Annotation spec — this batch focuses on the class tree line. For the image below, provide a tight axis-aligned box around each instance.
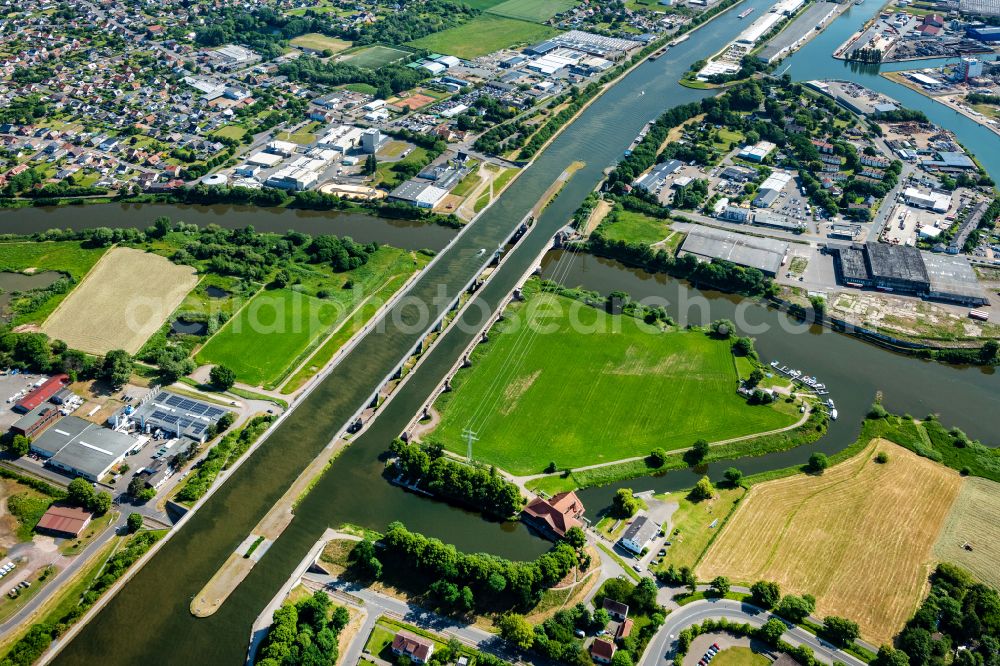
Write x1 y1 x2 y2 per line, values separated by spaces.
349 522 579 612
388 440 525 519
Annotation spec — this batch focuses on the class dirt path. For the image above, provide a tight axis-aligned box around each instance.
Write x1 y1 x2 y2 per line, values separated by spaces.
581 199 613 236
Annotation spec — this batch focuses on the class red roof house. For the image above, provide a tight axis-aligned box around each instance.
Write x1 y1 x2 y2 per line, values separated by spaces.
522 491 585 539
391 630 434 664
590 638 617 664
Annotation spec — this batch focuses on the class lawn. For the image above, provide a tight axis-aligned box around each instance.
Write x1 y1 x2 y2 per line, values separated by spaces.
698 440 963 645
486 0 579 22
408 15 560 59
934 476 1000 590
712 647 769 666
429 289 797 475
275 121 323 146
211 125 247 141
41 247 198 355
339 45 411 69
290 33 352 54
653 487 745 571
0 240 108 324
198 247 424 388
597 209 673 245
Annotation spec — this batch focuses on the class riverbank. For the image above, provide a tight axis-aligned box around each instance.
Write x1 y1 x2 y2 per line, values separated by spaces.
882 71 1000 137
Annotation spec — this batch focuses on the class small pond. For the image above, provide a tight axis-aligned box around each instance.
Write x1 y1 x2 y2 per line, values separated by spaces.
204 286 229 299
0 271 63 316
170 318 209 336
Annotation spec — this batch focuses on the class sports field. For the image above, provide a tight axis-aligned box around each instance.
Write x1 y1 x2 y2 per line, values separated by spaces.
486 0 579 22
430 291 796 474
408 15 560 59
338 45 410 69
290 33 352 54
42 247 197 355
934 476 1000 590
698 440 962 644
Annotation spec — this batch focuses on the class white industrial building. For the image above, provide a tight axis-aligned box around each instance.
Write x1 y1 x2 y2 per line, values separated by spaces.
266 166 320 191
266 140 299 157
904 187 951 213
246 151 283 168
738 140 777 163
736 12 784 45
388 181 449 208
318 125 366 153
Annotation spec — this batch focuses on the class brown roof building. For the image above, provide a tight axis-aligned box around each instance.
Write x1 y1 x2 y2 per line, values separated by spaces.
391 630 435 664
603 598 629 621
590 638 617 664
35 505 91 539
522 491 585 539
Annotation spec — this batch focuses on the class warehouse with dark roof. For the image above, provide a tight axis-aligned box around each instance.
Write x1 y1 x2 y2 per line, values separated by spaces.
831 243 988 306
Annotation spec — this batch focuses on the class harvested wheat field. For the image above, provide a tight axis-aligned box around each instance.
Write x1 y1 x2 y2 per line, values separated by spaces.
698 440 962 644
934 476 1000 590
42 247 197 355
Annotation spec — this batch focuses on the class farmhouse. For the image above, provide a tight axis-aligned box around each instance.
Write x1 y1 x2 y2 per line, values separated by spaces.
522 491 585 539
31 416 138 482
35 505 92 539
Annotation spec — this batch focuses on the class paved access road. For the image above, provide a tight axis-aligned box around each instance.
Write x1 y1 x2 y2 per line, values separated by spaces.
302 572 524 665
640 598 868 666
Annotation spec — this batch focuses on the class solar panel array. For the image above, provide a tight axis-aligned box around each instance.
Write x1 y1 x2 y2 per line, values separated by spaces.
139 392 229 439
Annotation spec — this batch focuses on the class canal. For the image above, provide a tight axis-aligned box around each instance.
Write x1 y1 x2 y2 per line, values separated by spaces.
51 1 999 663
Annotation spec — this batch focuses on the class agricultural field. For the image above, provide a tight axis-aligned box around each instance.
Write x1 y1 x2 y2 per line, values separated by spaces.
0 240 108 324
290 33 352 54
934 476 1000 590
41 247 197 355
408 15 559 59
338 45 411 69
698 440 962 644
486 0 579 22
197 247 425 388
429 289 797 475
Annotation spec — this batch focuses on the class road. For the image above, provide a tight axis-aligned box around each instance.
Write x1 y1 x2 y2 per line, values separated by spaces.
640 598 868 666
301 572 523 665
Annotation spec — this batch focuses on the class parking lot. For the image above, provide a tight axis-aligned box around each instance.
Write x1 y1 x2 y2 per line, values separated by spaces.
0 371 48 431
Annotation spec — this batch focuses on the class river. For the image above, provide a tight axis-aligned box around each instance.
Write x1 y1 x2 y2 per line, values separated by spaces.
0 203 454 252
50 1 999 663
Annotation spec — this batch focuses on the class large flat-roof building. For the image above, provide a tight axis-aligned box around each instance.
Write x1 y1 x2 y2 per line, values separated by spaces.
31 416 137 482
633 159 682 193
832 243 988 305
680 228 789 276
388 181 449 209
